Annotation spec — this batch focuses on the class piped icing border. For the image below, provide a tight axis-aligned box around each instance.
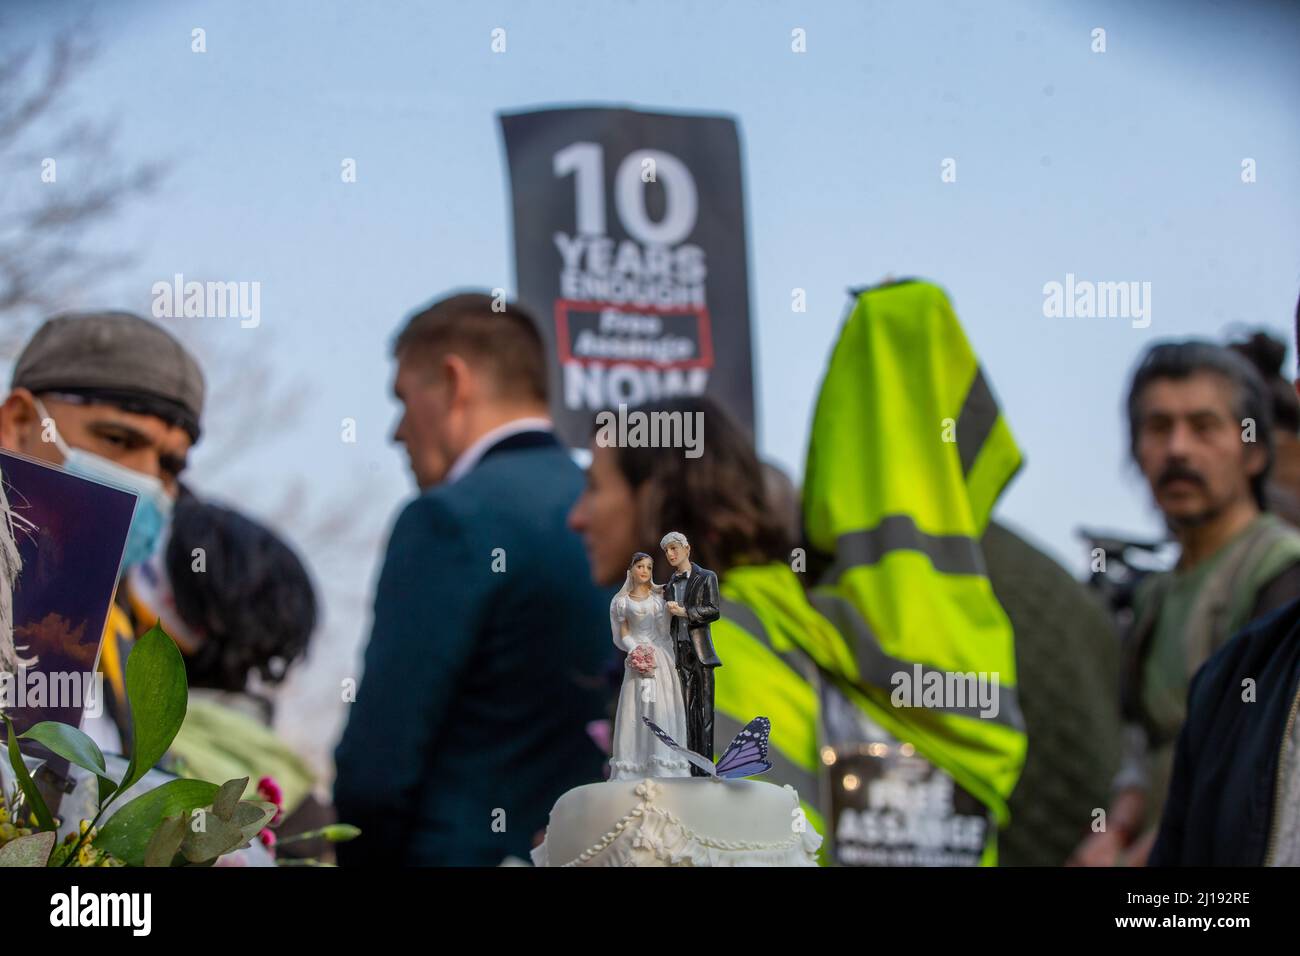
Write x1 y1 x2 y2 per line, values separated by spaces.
608 754 693 778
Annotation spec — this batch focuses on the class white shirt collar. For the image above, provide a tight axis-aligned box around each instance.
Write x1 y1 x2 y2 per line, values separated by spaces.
445 416 554 484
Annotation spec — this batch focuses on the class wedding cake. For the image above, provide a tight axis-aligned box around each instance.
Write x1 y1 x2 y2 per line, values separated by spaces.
530 542 823 867
530 775 822 867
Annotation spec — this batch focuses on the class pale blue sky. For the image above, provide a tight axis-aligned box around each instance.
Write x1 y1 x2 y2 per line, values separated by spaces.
6 0 1298 776
7 0 1299 573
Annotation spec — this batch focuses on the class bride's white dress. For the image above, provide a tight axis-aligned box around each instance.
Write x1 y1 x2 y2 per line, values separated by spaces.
609 590 691 780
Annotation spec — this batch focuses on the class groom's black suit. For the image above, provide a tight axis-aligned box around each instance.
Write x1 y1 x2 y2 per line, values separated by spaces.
668 562 722 775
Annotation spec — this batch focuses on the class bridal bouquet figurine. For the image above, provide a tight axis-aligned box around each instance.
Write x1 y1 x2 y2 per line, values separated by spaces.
626 644 656 677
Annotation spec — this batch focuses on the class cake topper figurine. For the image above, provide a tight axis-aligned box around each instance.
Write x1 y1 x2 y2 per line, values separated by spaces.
608 551 692 780
660 531 722 776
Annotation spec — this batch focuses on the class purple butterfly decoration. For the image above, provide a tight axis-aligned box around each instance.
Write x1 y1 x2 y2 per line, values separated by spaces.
641 716 773 779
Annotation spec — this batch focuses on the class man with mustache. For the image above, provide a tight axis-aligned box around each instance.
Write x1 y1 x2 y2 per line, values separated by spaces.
1152 300 1300 865
1071 340 1300 866
1 311 205 755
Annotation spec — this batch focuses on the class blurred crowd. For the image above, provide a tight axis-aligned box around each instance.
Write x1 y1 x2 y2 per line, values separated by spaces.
3 285 1300 867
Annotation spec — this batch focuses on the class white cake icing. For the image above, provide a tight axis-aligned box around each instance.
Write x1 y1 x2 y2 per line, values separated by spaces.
531 777 823 867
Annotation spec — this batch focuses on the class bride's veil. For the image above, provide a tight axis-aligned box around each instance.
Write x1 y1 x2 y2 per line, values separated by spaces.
610 568 634 649
610 552 663 649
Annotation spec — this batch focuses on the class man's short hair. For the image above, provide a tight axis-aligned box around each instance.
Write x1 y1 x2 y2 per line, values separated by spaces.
393 292 548 404
660 531 689 551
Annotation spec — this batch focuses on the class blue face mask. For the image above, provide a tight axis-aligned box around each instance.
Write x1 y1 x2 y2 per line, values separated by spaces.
35 399 174 570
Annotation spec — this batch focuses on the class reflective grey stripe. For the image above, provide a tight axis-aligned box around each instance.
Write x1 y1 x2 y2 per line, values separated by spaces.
820 514 985 586
809 591 1025 732
713 709 820 800
956 366 997 477
720 599 766 642
719 600 815 680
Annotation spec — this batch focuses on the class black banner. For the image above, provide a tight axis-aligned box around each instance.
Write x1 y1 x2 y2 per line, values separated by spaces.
500 106 755 447
828 746 992 866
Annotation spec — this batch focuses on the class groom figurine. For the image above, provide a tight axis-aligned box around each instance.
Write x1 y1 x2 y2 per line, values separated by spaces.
661 532 722 776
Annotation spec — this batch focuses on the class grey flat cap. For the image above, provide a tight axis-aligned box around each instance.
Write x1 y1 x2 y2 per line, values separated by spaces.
12 311 206 442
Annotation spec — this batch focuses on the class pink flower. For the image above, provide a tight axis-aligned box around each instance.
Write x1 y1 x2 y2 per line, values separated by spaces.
628 645 655 676
258 828 277 851
257 776 283 805
257 776 284 825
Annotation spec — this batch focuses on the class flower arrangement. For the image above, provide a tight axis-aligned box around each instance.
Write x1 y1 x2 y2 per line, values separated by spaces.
0 622 358 867
627 644 656 677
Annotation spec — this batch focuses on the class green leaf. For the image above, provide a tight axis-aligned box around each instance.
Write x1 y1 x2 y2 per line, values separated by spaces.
0 830 56 867
19 722 118 804
143 814 188 868
180 812 246 863
232 800 276 844
19 721 106 775
2 715 55 831
232 799 275 829
113 622 188 806
211 777 248 822
94 778 219 867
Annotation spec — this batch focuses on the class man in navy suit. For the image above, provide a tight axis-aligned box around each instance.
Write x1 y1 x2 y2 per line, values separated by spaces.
334 292 611 866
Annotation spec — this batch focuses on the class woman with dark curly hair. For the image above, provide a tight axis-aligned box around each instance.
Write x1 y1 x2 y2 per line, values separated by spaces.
159 487 316 700
123 487 329 859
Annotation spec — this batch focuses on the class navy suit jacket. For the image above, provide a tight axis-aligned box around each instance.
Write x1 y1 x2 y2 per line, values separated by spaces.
333 431 612 865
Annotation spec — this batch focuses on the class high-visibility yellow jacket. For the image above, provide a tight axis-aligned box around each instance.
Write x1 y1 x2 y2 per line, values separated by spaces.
714 280 1026 865
804 279 1026 829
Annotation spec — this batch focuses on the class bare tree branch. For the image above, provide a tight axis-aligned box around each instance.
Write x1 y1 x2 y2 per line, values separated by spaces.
0 20 389 780
0 23 167 352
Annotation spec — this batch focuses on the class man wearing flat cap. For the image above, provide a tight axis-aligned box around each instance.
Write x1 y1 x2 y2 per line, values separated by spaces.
0 310 206 752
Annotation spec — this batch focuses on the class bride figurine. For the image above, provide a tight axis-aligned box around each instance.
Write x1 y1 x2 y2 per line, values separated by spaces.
608 552 691 780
